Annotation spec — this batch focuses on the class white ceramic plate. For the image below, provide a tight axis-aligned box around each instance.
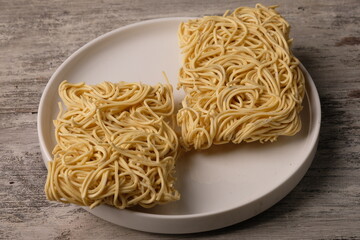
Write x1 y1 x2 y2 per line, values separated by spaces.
38 17 321 234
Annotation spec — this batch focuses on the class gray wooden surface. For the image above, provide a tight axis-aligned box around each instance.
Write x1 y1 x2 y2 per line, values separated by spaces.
1 0 359 239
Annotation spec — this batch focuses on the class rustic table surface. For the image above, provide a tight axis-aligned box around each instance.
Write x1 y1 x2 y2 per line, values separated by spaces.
1 0 359 239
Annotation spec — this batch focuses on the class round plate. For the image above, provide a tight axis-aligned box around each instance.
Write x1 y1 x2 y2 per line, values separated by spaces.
37 17 321 234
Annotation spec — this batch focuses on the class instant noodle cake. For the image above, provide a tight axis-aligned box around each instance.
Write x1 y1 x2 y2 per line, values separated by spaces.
177 4 305 150
45 80 180 209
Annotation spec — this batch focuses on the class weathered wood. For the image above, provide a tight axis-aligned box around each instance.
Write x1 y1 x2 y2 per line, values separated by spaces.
1 0 359 239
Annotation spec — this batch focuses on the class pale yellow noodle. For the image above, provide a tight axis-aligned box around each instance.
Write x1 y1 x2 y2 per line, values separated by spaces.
177 4 305 150
45 80 180 209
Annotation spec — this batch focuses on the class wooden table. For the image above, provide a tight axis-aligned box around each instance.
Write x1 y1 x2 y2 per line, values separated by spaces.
1 0 359 239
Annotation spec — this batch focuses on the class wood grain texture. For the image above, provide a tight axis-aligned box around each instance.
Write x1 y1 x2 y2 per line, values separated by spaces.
1 0 359 239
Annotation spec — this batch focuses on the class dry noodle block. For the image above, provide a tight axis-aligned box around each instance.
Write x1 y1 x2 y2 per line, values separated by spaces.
45 80 180 209
177 4 305 150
